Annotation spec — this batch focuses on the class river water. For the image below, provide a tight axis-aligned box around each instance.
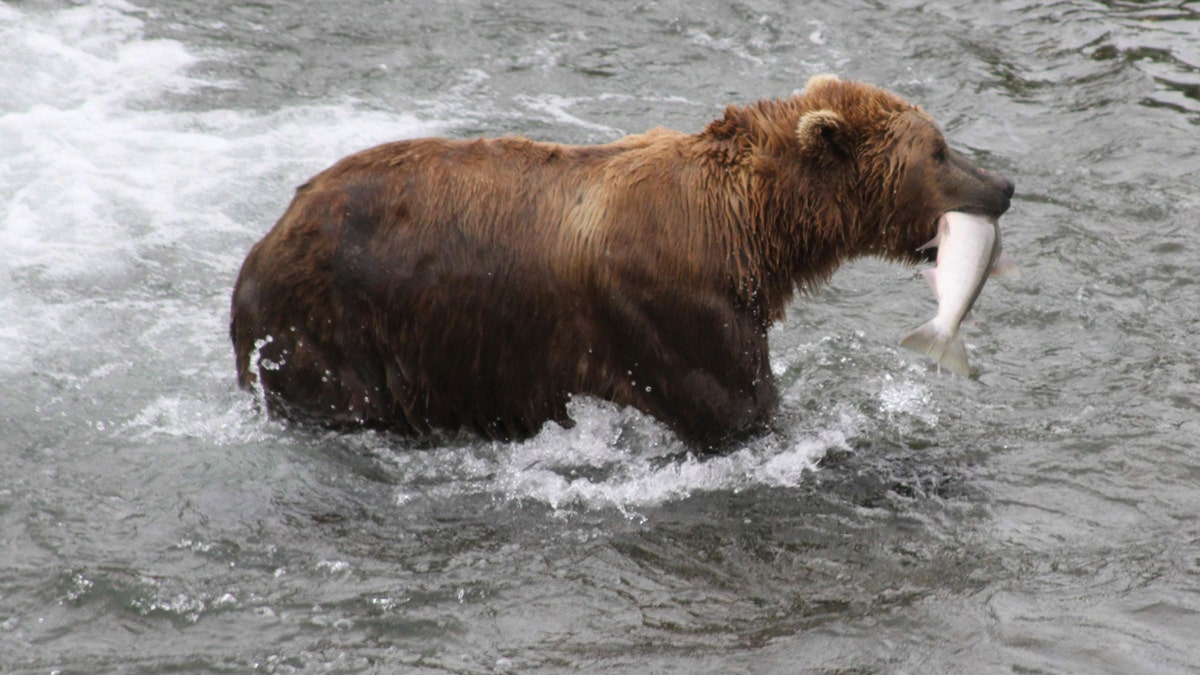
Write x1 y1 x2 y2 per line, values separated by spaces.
2 0 1199 672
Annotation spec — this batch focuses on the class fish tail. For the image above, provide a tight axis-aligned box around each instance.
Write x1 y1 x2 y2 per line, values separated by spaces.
899 321 971 377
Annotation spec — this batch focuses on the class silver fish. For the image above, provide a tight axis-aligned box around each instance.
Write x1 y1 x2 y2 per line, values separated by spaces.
900 211 1018 376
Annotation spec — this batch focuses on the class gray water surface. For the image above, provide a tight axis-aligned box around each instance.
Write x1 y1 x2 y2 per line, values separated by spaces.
2 0 1199 672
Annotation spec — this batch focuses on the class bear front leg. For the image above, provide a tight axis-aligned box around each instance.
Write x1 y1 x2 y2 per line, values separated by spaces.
593 289 779 451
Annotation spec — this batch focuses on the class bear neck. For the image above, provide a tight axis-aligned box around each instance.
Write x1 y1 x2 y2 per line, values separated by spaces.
696 97 872 324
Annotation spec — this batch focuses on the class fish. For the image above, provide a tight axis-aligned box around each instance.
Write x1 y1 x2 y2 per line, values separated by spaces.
900 211 1019 376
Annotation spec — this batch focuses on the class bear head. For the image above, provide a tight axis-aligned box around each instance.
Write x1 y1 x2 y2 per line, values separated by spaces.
794 75 1014 264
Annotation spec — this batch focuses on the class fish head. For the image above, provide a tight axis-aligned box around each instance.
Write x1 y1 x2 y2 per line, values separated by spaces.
872 109 1014 264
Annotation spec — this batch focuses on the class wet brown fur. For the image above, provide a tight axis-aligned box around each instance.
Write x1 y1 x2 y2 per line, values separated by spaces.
230 76 1012 450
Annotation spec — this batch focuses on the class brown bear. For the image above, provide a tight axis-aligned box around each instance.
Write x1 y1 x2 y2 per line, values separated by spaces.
230 75 1013 450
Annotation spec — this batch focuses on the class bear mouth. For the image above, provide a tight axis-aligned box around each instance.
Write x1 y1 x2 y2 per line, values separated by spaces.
918 246 938 263
915 214 944 263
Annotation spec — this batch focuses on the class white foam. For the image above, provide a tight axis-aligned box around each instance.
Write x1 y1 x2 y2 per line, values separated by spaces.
0 2 444 377
0 1 197 114
0 4 207 286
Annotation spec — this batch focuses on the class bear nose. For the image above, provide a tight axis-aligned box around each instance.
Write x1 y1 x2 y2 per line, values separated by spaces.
1003 176 1015 199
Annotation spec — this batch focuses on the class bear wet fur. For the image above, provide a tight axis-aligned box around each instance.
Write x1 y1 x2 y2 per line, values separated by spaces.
231 75 1013 450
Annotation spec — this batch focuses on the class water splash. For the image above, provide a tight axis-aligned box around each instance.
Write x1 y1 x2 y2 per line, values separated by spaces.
124 394 278 447
375 399 851 516
878 373 940 428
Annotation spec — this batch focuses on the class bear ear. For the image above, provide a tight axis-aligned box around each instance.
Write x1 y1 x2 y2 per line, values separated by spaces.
803 73 840 94
796 109 848 156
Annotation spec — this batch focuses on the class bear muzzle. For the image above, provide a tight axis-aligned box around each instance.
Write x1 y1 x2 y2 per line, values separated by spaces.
945 148 1014 220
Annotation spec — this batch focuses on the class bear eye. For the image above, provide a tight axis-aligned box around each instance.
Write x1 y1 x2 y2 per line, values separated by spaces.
932 143 948 163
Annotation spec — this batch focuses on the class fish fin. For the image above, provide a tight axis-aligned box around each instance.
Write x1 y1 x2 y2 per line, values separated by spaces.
900 321 971 377
990 251 1021 279
917 214 949 251
921 268 939 299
